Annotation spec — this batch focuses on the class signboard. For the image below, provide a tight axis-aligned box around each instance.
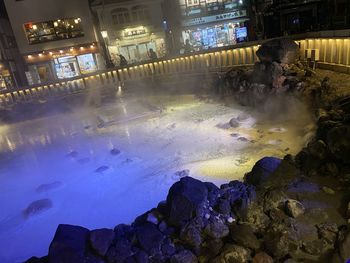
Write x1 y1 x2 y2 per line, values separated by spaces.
182 10 247 27
235 27 247 39
123 26 148 39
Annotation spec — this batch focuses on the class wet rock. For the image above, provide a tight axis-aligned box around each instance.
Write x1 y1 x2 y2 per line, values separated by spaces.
36 181 62 193
136 223 164 254
106 238 133 263
48 224 89 263
204 217 229 239
307 140 328 159
256 38 299 64
245 157 282 187
252 252 274 263
23 199 53 218
174 169 190 178
285 199 305 218
230 224 260 250
229 118 240 128
322 186 335 195
213 244 251 263
110 148 121 156
166 177 208 227
170 250 197 263
327 125 350 163
90 228 115 257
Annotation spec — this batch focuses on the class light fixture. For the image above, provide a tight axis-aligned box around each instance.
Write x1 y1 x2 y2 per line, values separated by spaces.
101 31 108 39
90 45 95 48
80 47 84 50
70 47 74 51
38 53 43 57
32 25 37 30
59 50 63 54
54 22 58 27
74 19 79 24
49 52 53 55
28 55 33 59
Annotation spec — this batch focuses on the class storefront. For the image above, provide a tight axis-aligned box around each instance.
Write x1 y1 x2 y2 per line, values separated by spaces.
0 69 14 92
107 26 166 65
24 44 102 85
181 9 249 51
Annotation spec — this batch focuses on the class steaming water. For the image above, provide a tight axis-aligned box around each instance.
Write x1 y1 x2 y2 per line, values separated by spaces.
0 87 313 262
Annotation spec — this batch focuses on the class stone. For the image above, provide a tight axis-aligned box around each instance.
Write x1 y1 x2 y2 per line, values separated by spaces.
134 209 163 226
170 250 197 263
216 199 231 215
23 199 53 218
338 228 350 262
24 256 48 263
179 222 202 251
175 169 190 178
230 224 260 250
204 217 229 239
106 238 133 263
134 250 149 263
327 125 350 163
166 177 208 226
215 244 251 263
322 186 335 195
136 223 164 253
252 252 274 263
245 157 282 187
48 224 89 263
229 118 240 128
285 199 305 218
256 38 299 64
307 140 328 159
264 232 299 259
114 224 134 240
90 228 115 257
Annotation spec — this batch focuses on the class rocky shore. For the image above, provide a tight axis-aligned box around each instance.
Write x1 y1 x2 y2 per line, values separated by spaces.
25 39 350 263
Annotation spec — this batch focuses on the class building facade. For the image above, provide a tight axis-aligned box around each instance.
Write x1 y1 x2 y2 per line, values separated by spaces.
90 0 167 65
4 0 104 86
165 0 251 54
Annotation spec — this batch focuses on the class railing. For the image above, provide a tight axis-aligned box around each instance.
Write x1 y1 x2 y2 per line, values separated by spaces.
1 30 350 108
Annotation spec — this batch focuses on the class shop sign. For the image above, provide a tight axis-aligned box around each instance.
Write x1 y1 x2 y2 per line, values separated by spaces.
182 10 247 27
123 27 148 39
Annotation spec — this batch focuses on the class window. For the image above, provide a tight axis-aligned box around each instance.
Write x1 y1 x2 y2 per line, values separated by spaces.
24 18 84 45
111 8 130 25
131 5 150 22
186 0 200 7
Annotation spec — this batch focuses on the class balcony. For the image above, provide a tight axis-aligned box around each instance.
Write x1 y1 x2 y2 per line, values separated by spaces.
181 1 246 18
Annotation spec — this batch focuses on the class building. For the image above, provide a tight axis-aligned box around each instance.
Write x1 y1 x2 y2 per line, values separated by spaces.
0 1 27 91
90 0 167 65
165 0 251 54
4 0 104 86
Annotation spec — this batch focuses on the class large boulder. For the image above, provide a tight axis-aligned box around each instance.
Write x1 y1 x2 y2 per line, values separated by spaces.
245 157 282 187
166 177 208 226
213 244 251 263
230 224 260 250
89 228 115 257
256 38 299 64
327 125 350 163
48 224 90 263
136 223 164 254
170 250 198 263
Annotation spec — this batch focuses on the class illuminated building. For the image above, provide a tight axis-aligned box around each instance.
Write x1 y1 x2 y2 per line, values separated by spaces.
90 0 167 65
4 0 104 85
165 0 251 53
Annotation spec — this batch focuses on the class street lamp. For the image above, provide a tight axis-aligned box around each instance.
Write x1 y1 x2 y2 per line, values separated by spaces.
101 30 108 39
100 30 113 68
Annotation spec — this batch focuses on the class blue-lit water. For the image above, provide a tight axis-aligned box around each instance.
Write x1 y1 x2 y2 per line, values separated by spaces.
0 91 313 262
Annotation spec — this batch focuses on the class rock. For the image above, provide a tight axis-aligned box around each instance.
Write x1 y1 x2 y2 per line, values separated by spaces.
214 244 251 263
175 169 190 178
106 238 133 263
285 199 305 218
338 228 350 262
307 140 328 159
216 199 231 215
114 224 134 240
90 228 115 257
136 223 164 254
133 250 149 263
48 224 89 263
23 199 53 218
322 186 335 195
252 252 274 263
237 113 250 121
256 38 299 64
317 223 338 244
263 189 287 212
245 157 282 187
204 217 229 239
320 162 339 177
327 125 350 163
179 221 203 251
170 250 198 263
264 231 299 259
134 209 163 226
166 177 208 226
229 118 240 128
24 256 48 263
230 224 260 250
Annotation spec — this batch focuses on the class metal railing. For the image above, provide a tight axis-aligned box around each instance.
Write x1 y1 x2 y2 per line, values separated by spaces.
1 30 350 108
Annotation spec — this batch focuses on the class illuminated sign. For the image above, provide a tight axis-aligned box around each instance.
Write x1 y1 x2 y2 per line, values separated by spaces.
182 10 247 27
123 26 148 39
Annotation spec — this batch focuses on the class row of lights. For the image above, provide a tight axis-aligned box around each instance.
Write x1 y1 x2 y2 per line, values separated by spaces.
27 44 96 59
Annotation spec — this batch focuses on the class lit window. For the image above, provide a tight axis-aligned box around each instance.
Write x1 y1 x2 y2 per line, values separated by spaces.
131 5 150 22
186 0 200 7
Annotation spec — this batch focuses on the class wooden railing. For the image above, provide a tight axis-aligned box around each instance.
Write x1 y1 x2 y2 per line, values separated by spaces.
1 30 350 108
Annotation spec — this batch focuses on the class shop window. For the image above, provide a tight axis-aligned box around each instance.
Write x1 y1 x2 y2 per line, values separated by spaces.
186 0 200 7
206 0 220 12
24 18 84 45
224 0 239 10
131 5 150 22
111 8 131 25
